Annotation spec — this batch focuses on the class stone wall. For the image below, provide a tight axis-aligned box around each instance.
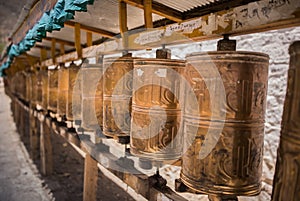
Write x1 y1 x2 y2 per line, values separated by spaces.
133 26 300 200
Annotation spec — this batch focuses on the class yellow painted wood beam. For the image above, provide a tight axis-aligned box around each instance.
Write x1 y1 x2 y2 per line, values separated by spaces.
74 23 82 59
86 32 93 47
143 0 153 28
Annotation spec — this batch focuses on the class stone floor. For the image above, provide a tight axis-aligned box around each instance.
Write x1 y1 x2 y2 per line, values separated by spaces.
0 82 53 201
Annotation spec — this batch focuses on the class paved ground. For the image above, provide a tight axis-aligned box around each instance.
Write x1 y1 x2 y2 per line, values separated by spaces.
0 82 53 201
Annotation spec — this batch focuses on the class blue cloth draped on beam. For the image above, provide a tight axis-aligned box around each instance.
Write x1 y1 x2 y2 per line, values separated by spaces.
0 0 94 76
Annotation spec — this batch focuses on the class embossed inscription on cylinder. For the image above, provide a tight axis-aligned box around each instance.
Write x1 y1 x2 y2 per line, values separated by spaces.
47 68 58 113
57 65 69 116
181 51 269 196
272 41 300 201
81 63 103 131
103 55 134 137
67 63 81 121
130 59 185 161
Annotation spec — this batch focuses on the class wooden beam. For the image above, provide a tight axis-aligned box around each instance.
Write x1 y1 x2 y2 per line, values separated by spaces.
86 32 93 47
74 23 82 59
123 0 183 22
143 0 153 28
83 154 99 201
44 37 75 47
65 21 116 39
50 38 56 64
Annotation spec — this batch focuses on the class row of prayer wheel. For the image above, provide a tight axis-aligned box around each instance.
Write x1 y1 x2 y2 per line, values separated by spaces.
9 43 270 198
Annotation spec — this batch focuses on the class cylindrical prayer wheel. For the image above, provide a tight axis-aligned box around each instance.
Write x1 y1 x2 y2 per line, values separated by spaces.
57 65 69 116
130 59 185 160
37 69 48 111
272 42 300 201
81 63 103 131
103 55 134 138
25 72 31 103
47 67 58 113
181 51 269 196
30 70 38 106
66 63 81 121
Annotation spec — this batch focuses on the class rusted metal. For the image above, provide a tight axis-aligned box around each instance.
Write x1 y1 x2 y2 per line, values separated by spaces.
57 64 69 116
181 51 269 197
130 58 185 160
272 41 300 201
81 63 103 131
103 54 134 139
66 63 81 121
47 67 59 113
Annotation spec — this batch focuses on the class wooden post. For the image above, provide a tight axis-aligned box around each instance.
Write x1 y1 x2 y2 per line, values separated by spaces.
60 43 65 55
86 32 93 47
75 23 82 59
51 38 56 64
40 48 47 62
143 0 153 28
40 116 53 175
119 0 128 49
83 153 99 201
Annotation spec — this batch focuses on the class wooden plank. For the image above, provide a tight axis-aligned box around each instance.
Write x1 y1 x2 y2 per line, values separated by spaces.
123 0 183 22
35 44 60 52
51 38 56 64
83 154 99 201
86 32 93 47
44 37 75 47
40 116 53 175
74 23 82 59
143 0 153 28
65 21 116 39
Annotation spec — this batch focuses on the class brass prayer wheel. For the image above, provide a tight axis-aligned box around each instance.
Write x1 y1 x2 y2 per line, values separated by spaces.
272 42 300 201
47 67 58 113
81 63 103 131
130 58 185 160
103 54 134 138
29 70 38 106
37 69 48 111
181 51 269 196
57 65 69 116
66 63 81 121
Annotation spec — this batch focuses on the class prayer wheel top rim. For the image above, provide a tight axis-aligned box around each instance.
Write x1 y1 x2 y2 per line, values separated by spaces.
186 51 269 63
134 58 185 67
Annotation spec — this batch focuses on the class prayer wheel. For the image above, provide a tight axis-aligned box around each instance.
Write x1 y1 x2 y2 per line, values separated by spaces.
81 62 103 131
103 54 134 139
36 69 48 111
66 63 81 121
47 67 58 113
272 41 300 201
130 58 185 160
57 65 69 116
30 70 38 106
180 51 269 197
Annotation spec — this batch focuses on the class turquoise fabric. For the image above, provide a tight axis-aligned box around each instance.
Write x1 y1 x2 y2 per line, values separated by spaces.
0 0 95 76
